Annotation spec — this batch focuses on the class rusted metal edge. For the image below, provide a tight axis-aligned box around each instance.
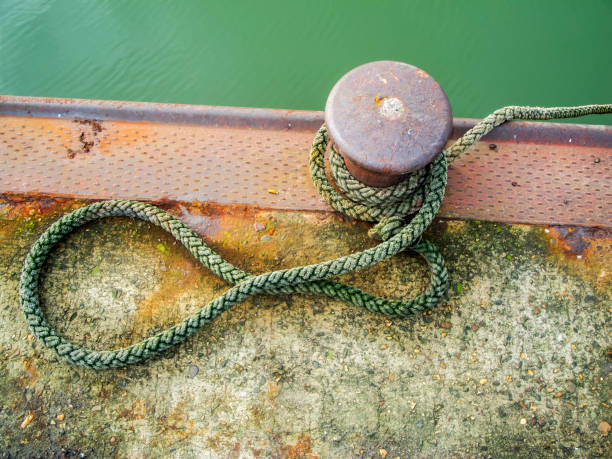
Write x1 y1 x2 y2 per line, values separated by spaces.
452 118 612 148
2 95 611 147
0 95 323 131
1 96 611 228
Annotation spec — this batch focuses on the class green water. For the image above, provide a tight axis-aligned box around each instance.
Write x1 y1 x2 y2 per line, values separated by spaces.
2 0 611 124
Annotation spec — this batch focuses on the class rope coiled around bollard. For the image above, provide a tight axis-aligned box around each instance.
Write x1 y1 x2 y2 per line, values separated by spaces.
19 104 612 369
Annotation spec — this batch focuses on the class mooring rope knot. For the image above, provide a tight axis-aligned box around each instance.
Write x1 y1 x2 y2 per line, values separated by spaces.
19 104 612 368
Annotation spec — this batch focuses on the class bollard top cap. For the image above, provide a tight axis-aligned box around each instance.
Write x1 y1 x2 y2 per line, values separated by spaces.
325 61 452 186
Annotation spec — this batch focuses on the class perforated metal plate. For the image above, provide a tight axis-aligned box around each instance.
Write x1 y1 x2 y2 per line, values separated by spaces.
1 96 610 227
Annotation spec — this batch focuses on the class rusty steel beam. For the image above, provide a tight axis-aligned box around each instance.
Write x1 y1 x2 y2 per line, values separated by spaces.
1 96 610 227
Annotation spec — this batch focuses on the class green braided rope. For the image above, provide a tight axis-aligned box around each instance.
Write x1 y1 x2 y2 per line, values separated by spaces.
446 104 612 163
19 104 611 369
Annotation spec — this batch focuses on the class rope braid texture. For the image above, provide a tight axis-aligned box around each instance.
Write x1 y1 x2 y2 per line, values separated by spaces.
19 104 612 369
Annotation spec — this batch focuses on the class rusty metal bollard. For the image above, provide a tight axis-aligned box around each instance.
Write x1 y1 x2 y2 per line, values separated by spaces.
325 61 452 187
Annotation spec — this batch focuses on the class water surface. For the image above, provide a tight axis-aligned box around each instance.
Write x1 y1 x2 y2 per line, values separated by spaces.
1 0 611 124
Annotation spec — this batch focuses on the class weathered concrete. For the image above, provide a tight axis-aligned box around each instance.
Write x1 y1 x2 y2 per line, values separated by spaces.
0 197 610 458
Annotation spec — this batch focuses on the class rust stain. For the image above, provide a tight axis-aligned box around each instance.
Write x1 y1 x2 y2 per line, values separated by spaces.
0 193 264 226
206 434 242 455
131 249 207 337
21 358 38 386
546 226 611 293
170 200 264 242
155 400 197 447
0 193 79 219
267 382 280 401
16 357 39 390
277 434 318 459
117 400 147 421
163 400 189 429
